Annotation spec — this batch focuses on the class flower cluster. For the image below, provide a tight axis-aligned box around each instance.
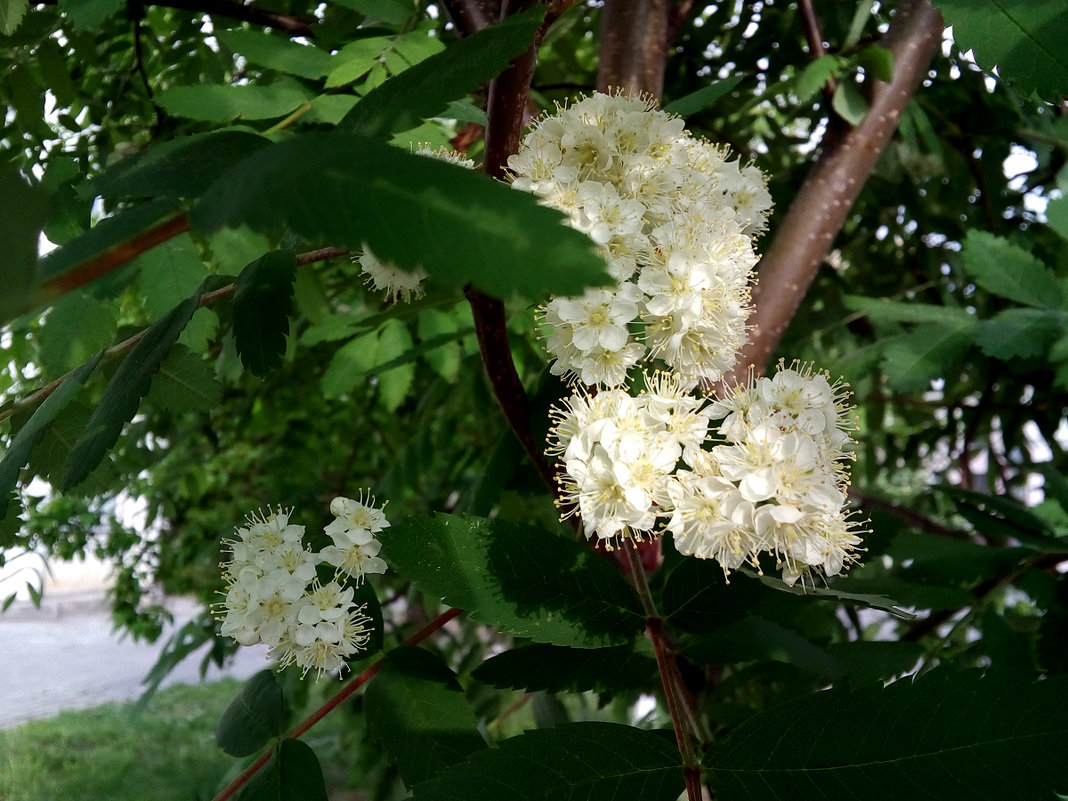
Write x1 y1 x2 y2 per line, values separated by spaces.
508 92 772 389
549 364 862 584
217 494 388 678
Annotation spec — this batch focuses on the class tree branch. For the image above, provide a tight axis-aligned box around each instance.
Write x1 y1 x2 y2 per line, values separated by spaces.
440 0 502 36
728 0 944 379
137 0 315 37
596 0 670 97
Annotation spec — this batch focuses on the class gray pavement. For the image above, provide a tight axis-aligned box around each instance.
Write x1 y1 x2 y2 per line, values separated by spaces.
0 589 269 729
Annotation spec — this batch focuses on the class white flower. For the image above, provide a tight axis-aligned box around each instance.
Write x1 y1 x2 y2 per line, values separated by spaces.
359 244 427 303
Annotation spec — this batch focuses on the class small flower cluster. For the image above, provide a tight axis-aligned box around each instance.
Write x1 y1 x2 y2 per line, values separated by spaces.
549 364 862 584
508 92 772 389
217 494 388 678
358 147 475 304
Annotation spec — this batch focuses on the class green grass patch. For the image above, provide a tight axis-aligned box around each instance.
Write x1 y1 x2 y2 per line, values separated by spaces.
0 680 242 801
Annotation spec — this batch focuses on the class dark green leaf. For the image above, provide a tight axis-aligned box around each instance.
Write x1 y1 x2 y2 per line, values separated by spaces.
233 250 296 378
379 514 644 647
888 532 1029 585
932 1 1068 99
364 646 485 787
341 7 543 138
663 76 744 117
156 83 312 122
0 167 48 323
411 723 683 801
59 0 122 30
1037 463 1068 516
1048 196 1068 241
857 45 894 82
331 0 412 25
146 345 223 413
750 572 916 620
825 640 924 684
243 739 328 801
215 669 286 758
87 131 271 200
829 576 972 611
0 353 103 519
192 133 609 299
61 289 202 489
961 229 1062 308
0 0 28 34
975 307 1064 360
682 616 844 678
881 322 974 392
843 295 974 326
705 670 1068 801
472 643 658 695
215 30 330 80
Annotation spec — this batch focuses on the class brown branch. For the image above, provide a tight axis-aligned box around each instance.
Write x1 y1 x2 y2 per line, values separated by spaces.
727 0 944 380
136 0 315 37
595 0 670 97
440 0 502 36
798 0 837 102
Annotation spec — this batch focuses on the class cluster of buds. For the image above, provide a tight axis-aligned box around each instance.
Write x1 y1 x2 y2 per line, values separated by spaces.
217 494 388 678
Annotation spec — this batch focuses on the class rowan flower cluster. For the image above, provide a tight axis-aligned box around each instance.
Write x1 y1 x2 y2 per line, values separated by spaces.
549 365 862 584
508 91 772 389
217 494 388 679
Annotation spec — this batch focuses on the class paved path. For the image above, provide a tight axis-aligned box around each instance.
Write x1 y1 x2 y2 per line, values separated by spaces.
0 590 269 729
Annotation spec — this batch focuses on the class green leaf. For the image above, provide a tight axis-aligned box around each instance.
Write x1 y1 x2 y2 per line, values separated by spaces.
663 75 744 117
321 330 380 398
881 322 974 392
705 670 1068 800
0 353 102 519
1047 195 1068 241
975 307 1064 360
233 250 296 378
843 295 975 326
379 514 645 647
410 723 683 801
750 572 916 620
681 616 844 678
331 0 412 25
472 643 658 695
364 647 485 787
340 7 544 138
59 0 123 30
243 739 328 801
192 133 609 299
932 0 1068 99
61 289 202 489
134 233 210 319
824 640 924 684
888 531 1029 585
87 131 271 200
375 318 414 411
0 167 48 323
794 54 843 102
324 35 396 88
0 0 28 34
37 291 117 375
857 45 894 82
832 79 868 125
215 670 286 758
156 83 312 122
146 345 223 413
37 198 183 286
215 30 330 80
961 229 1062 308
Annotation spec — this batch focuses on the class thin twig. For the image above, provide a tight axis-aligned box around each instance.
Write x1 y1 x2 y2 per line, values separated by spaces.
210 607 463 801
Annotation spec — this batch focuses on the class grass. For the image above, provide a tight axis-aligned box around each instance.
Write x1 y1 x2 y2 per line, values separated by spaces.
0 679 246 801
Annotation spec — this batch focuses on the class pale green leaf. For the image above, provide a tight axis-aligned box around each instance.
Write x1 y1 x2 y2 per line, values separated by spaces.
321 331 379 399
37 292 117 375
156 83 312 122
215 29 330 79
375 318 414 412
0 0 28 34
795 54 844 102
961 230 1062 308
134 233 210 319
832 79 868 125
663 76 744 116
843 295 974 326
881 322 975 392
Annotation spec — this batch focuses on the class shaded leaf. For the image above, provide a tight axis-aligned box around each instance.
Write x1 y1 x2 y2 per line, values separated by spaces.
192 133 609 299
233 250 296 377
58 0 122 30
663 75 744 116
888 531 1029 585
0 353 103 519
134 233 210 318
146 345 223 413
975 307 1064 360
332 0 412 25
825 640 924 684
472 643 658 695
705 670 1068 801
0 167 48 323
87 131 271 200
881 322 974 392
61 289 202 489
843 294 974 326
933 0 1068 99
364 646 485 787
341 7 543 138
156 83 312 122
379 514 644 647
215 30 330 80
411 723 683 801
961 229 1062 308
215 670 286 758
681 616 844 678
832 79 868 125
243 739 328 801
